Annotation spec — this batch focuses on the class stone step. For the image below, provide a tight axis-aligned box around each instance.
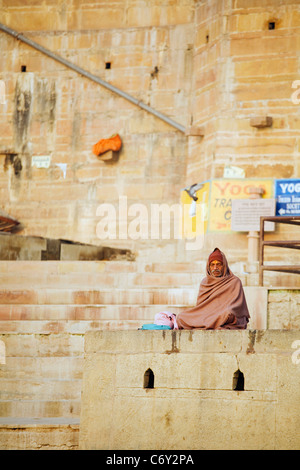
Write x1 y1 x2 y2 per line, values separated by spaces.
0 271 202 289
0 400 80 420
0 417 80 425
0 335 84 422
0 260 206 274
0 418 79 450
0 378 81 402
0 260 205 290
0 333 84 357
0 288 197 306
0 304 185 321
0 377 81 401
1 356 83 380
0 320 148 333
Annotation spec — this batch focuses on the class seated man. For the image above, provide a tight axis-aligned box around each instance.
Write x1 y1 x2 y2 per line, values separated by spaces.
177 248 250 330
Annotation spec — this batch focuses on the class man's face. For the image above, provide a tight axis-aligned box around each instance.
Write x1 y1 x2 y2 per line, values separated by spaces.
209 260 223 277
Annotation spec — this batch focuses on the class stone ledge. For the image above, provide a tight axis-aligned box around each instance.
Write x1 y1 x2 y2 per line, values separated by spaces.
0 417 80 426
0 420 79 450
83 328 300 354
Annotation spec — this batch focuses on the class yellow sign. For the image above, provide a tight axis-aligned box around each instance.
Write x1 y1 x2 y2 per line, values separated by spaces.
209 179 273 232
181 179 274 236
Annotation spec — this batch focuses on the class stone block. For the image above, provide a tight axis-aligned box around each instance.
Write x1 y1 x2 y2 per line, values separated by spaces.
0 333 84 358
6 10 59 32
185 126 205 136
96 150 120 162
79 8 125 30
244 286 267 329
234 58 297 78
80 330 300 450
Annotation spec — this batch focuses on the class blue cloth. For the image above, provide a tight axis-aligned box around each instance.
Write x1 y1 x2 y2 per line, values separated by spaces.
140 324 172 330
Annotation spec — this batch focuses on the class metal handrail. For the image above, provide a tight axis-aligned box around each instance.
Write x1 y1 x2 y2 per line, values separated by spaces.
0 22 186 133
259 216 300 286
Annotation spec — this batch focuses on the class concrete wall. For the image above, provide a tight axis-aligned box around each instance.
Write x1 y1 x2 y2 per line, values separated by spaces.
79 329 300 450
0 0 299 266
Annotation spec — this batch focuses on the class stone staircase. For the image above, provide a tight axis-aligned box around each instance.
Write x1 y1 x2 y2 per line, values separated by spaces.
0 258 204 449
0 258 298 449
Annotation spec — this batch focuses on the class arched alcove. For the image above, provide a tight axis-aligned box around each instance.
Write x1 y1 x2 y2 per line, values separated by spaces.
232 369 244 391
143 368 154 389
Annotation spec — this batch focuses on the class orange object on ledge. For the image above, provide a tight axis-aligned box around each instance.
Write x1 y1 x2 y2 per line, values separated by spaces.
92 134 122 157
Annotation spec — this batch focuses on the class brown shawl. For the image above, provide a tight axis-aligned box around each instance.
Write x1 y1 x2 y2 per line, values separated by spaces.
177 248 250 330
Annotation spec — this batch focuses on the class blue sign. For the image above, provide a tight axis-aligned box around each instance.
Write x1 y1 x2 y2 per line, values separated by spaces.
275 179 300 216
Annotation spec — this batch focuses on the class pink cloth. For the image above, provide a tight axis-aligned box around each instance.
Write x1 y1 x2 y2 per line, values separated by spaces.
154 311 178 330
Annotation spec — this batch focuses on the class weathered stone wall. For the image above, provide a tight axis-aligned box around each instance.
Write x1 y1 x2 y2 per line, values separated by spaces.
0 0 194 261
79 329 300 450
189 0 300 182
185 0 300 264
0 0 299 268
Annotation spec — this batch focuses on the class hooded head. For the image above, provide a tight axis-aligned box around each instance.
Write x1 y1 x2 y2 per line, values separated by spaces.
207 248 230 278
